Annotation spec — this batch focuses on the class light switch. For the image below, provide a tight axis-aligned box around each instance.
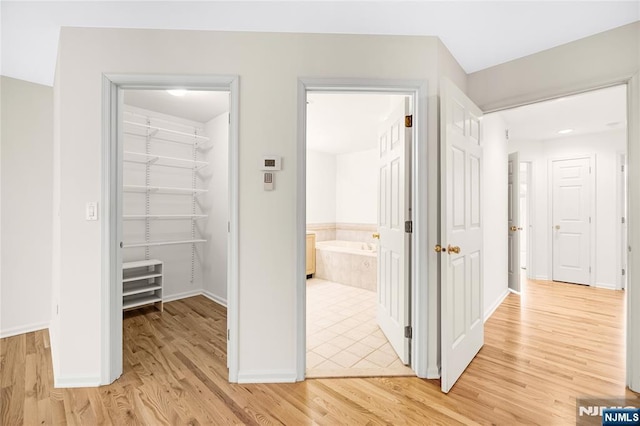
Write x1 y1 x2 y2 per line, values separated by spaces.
86 202 98 221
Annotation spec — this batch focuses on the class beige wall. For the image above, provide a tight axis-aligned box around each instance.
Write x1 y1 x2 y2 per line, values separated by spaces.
468 22 639 111
54 27 462 383
0 76 53 337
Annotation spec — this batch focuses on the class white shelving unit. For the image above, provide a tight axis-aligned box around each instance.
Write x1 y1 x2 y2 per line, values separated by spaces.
122 108 210 310
122 259 163 312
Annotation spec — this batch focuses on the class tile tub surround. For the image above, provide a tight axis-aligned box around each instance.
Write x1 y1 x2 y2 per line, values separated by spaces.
315 240 377 292
306 223 378 244
306 223 336 242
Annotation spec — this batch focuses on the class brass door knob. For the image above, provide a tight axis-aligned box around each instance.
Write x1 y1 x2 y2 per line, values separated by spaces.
372 233 380 239
447 245 460 254
510 225 518 232
434 244 445 253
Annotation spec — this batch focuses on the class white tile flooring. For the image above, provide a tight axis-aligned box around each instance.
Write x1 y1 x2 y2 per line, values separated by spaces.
306 278 414 378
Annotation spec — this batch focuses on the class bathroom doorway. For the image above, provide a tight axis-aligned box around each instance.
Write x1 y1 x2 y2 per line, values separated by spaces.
304 92 415 378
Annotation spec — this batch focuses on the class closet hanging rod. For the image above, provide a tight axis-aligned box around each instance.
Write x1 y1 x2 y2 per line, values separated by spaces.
123 184 207 194
123 214 208 220
123 151 209 169
123 120 210 141
122 239 207 248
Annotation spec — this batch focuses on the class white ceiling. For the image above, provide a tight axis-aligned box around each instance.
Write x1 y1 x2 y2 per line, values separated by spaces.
124 90 229 123
497 85 627 142
2 2 638 87
307 93 406 155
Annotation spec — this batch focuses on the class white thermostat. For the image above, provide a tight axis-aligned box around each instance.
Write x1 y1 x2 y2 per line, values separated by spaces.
260 156 282 171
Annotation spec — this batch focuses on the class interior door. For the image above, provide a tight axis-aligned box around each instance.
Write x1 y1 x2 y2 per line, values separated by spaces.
552 157 592 285
377 97 411 365
508 152 521 292
440 78 484 393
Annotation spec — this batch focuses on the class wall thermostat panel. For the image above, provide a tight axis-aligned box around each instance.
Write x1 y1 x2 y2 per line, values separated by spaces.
260 156 282 171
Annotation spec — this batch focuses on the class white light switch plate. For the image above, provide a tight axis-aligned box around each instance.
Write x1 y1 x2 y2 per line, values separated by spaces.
86 202 98 221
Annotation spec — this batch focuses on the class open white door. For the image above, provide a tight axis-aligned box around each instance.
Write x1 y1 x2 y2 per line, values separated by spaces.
551 157 592 285
508 152 521 292
377 97 411 365
440 79 484 393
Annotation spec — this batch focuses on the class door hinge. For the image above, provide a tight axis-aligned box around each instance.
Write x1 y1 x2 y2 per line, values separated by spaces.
405 220 413 233
589 217 592 224
405 115 413 128
227 329 230 341
589 266 592 273
404 326 412 339
622 268 626 276
622 165 625 172
505 129 510 140
622 217 626 224
228 221 230 232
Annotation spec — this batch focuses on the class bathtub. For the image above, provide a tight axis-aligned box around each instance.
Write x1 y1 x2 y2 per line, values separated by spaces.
314 240 377 291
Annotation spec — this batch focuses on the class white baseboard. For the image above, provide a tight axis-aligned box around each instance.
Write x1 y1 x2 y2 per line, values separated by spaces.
508 288 522 295
54 376 101 388
202 290 227 307
484 289 510 323
163 289 202 303
535 275 549 281
237 369 297 384
595 282 618 290
0 321 50 339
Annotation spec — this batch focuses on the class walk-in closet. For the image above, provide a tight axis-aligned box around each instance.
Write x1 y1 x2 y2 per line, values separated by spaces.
120 89 230 316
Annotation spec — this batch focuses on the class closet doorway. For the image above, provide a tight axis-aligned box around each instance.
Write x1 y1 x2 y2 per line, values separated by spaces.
102 75 240 384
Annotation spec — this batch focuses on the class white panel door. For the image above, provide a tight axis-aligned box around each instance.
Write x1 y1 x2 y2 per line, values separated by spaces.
377 98 411 365
508 152 521 292
440 78 484 393
552 157 591 285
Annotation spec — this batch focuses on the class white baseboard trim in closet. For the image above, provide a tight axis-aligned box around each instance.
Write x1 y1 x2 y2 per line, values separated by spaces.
54 375 102 388
0 321 50 339
201 290 227 307
163 290 202 303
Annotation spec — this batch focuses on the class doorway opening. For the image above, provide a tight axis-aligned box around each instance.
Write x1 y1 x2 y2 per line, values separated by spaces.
297 80 426 380
103 75 240 384
499 85 628 291
303 91 416 378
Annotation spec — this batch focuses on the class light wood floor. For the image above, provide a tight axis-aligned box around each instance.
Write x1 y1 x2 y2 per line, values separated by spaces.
2 279 638 425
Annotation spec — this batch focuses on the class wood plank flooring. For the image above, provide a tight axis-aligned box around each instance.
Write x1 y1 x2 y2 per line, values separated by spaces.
1 279 638 425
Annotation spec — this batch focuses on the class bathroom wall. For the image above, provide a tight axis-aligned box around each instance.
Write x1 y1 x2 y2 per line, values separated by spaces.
335 148 378 225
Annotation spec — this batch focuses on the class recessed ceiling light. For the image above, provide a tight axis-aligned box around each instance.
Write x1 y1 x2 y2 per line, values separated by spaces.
167 89 187 97
557 128 574 134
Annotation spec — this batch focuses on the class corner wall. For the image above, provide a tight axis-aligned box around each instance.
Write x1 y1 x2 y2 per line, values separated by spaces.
0 76 53 338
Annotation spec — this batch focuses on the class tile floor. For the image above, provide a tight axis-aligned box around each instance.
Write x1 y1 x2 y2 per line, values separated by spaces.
306 278 414 378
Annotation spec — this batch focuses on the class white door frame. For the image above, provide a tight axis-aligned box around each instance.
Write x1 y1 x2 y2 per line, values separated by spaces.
617 152 628 290
484 75 640 393
520 161 534 281
548 154 596 286
101 74 240 384
296 78 430 380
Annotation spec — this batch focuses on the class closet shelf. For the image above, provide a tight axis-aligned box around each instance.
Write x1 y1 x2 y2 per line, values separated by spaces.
123 120 210 143
123 239 207 248
123 282 163 297
123 214 208 220
124 151 209 170
123 185 207 195
122 272 163 283
123 293 163 310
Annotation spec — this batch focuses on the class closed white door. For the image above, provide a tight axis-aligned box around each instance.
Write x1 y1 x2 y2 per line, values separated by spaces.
377 98 411 365
508 152 521 292
440 78 484 393
551 157 592 285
